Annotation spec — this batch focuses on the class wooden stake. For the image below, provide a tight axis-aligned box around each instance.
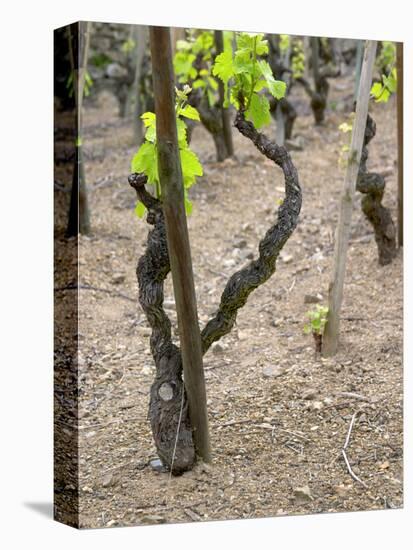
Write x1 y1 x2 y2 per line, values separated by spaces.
396 42 403 248
149 26 211 462
132 25 148 144
214 30 234 157
322 40 377 357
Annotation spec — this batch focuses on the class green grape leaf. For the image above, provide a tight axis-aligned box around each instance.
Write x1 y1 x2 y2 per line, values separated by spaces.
253 79 267 92
383 68 397 93
193 78 206 89
233 51 253 75
180 148 203 188
370 82 383 98
131 141 158 183
207 88 216 107
212 50 234 81
207 76 218 91
176 39 192 51
236 33 268 55
141 111 156 128
245 93 271 129
135 200 147 219
258 60 286 99
303 324 312 335
184 192 193 215
145 125 156 142
174 51 196 78
223 31 234 53
339 122 352 133
176 118 188 147
178 104 200 121
212 50 234 106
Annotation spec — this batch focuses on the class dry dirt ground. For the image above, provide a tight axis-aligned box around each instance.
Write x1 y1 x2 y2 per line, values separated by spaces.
55 76 403 528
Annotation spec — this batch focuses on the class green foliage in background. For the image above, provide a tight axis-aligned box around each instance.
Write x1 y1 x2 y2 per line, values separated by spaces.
371 67 397 103
66 69 93 98
173 29 233 107
371 41 397 103
131 85 203 218
212 32 287 129
291 39 305 78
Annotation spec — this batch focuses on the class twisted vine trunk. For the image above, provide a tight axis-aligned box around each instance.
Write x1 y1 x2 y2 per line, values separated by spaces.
188 90 231 161
356 113 396 265
296 75 329 125
129 174 194 474
129 109 301 474
201 111 302 351
267 35 297 140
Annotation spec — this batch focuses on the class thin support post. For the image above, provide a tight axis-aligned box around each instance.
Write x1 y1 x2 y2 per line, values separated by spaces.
353 40 364 101
214 30 234 157
322 41 377 357
149 26 211 462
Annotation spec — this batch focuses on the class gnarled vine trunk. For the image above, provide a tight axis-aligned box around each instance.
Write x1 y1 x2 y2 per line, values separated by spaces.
356 113 396 265
297 74 330 125
267 34 297 140
129 108 301 474
188 90 231 162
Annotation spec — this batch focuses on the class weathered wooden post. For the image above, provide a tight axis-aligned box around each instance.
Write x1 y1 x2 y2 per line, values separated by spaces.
149 26 211 462
323 40 377 357
214 30 234 157
396 42 403 248
353 40 364 101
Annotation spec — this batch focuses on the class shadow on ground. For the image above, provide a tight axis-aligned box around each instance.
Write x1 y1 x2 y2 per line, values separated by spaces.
23 502 53 519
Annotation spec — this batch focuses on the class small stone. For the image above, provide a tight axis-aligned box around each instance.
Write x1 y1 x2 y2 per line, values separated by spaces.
212 342 224 354
379 460 390 470
105 63 127 78
82 486 93 494
102 473 118 488
150 458 168 473
235 239 248 249
237 330 248 341
281 253 293 264
141 365 152 375
106 519 117 527
379 166 393 177
262 365 286 378
334 484 351 498
312 400 324 410
223 258 236 268
141 514 165 524
302 388 318 400
138 326 151 337
293 485 313 502
285 137 304 151
112 273 125 285
304 294 322 304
